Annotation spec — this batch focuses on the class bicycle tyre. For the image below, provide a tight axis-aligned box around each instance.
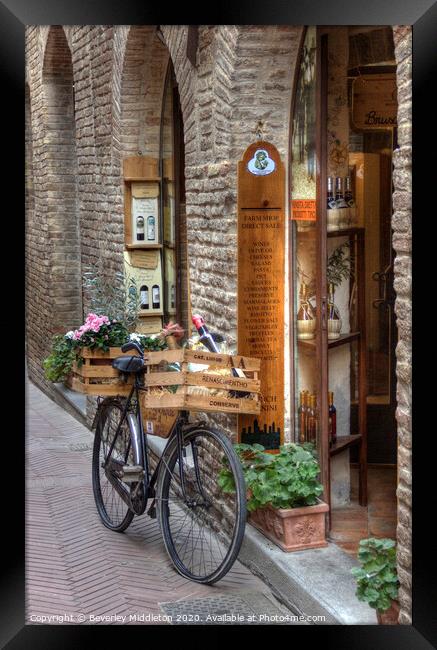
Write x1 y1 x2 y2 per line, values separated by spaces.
92 398 135 532
156 424 246 584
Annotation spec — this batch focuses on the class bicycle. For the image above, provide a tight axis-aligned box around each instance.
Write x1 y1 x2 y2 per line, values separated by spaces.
91 340 247 584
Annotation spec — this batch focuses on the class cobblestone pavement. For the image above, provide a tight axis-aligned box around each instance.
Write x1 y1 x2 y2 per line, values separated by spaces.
26 380 299 626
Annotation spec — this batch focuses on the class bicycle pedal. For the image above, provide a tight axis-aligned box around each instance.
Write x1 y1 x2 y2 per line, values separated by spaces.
121 465 144 483
147 504 157 519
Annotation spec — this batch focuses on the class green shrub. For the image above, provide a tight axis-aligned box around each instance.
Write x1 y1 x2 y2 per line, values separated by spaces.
218 442 323 511
351 538 399 612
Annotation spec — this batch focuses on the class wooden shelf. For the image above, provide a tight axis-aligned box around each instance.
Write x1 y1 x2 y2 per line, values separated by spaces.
329 434 362 456
297 332 361 349
327 226 364 238
138 311 163 318
125 243 162 250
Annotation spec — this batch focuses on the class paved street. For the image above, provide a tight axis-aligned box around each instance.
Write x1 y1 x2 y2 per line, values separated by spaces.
26 380 297 625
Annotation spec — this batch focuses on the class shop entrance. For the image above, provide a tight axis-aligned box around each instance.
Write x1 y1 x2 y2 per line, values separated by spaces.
349 103 399 466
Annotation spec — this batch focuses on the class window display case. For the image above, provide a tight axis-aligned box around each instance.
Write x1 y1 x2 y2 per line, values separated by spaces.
290 27 368 526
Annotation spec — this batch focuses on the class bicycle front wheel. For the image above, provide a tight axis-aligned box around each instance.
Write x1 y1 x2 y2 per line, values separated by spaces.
156 425 246 584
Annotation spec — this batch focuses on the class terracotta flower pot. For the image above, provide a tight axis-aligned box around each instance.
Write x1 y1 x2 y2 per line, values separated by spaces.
376 600 400 625
248 500 329 552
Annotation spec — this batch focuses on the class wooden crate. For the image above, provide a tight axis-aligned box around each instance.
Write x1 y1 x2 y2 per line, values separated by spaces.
140 349 261 416
70 347 137 396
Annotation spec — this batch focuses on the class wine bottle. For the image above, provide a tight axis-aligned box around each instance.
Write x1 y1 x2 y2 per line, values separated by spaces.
152 284 160 309
344 176 354 207
297 282 316 340
170 284 175 309
327 176 337 209
191 314 250 397
307 394 318 444
147 215 156 241
328 391 337 447
335 177 348 209
298 391 307 443
136 215 145 241
140 285 149 310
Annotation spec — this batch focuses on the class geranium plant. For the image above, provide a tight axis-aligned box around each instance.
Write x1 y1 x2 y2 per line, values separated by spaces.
218 442 323 511
351 538 399 612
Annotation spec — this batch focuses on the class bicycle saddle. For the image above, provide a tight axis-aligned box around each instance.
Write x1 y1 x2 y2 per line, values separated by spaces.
112 355 144 373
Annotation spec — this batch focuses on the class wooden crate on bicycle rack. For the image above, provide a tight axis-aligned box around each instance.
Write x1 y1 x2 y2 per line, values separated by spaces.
68 347 137 396
139 348 262 416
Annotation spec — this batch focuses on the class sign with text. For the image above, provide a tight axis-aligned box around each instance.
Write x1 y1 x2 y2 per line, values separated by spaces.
237 141 285 450
291 199 317 221
352 74 398 130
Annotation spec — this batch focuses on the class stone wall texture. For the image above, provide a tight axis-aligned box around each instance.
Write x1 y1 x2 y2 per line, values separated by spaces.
392 24 412 625
25 25 411 618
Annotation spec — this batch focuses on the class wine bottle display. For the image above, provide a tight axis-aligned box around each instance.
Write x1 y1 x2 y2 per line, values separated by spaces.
152 284 160 309
140 285 149 310
136 215 145 241
147 215 156 241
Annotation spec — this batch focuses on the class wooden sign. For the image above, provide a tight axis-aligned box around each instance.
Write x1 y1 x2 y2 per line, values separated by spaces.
237 141 285 450
352 74 397 130
291 199 317 221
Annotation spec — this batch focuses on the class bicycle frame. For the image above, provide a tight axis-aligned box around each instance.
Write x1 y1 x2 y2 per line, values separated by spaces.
100 372 194 515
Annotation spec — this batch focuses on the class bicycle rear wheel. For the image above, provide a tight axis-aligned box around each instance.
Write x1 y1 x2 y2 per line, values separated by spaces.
92 399 135 532
156 425 246 584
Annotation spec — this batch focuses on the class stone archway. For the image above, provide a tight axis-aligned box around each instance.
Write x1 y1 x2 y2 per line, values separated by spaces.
42 26 82 332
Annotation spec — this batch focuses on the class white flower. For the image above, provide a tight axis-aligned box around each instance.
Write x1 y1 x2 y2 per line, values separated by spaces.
65 331 74 339
129 333 142 342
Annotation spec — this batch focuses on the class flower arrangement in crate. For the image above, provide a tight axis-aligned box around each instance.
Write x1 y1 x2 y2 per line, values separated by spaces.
43 262 166 393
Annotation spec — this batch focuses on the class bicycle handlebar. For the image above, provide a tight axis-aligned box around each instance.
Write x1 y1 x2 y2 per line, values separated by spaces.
121 341 144 357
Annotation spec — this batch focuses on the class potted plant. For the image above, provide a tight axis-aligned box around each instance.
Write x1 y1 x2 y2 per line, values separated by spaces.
219 442 328 552
351 538 400 624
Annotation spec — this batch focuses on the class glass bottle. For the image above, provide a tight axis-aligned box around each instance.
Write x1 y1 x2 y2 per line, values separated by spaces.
136 215 145 241
328 391 337 447
307 394 318 444
298 391 307 443
297 283 316 340
327 282 342 340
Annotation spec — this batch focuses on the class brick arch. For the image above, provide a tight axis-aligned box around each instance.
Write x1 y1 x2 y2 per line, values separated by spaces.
42 25 82 332
116 26 170 159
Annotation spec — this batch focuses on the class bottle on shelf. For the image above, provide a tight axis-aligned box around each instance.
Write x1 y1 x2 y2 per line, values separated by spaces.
327 176 341 231
298 391 307 444
191 314 250 397
344 175 356 226
327 176 337 209
344 176 354 207
136 215 145 241
297 282 316 340
327 282 342 339
307 394 318 444
152 284 160 310
334 176 348 209
328 391 337 447
140 284 149 310
147 215 156 241
170 284 175 309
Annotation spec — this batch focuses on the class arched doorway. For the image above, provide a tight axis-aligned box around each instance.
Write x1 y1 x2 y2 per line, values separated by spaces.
42 26 82 332
119 27 188 335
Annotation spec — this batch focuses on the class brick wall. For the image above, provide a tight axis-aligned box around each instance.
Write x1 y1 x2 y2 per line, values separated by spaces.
392 25 412 625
